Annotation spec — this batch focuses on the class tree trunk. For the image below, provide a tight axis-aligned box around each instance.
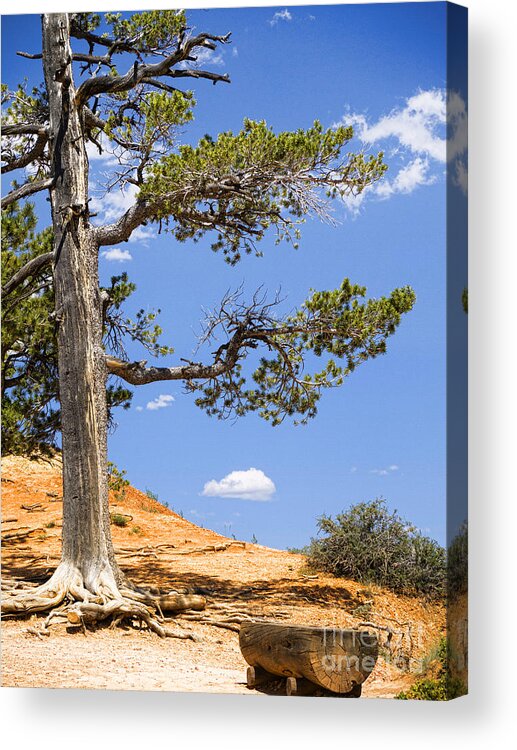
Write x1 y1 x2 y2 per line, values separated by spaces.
239 623 378 694
41 13 121 595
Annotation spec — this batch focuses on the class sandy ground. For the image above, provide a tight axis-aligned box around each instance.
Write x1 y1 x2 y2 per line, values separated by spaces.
1 455 445 697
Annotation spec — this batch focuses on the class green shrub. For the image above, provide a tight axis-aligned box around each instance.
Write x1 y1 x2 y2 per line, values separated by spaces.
307 498 446 598
108 461 130 502
396 639 467 700
111 513 130 527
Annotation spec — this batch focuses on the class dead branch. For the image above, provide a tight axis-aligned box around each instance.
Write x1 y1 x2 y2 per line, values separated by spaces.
2 252 54 297
1 177 54 209
1 130 48 174
75 31 230 108
21 503 46 512
1 123 48 137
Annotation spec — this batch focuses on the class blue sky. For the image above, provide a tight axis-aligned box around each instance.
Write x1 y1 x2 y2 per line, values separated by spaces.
1 3 467 549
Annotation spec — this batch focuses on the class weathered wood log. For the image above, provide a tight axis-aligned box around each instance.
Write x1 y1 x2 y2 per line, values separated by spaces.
158 593 206 612
239 622 378 695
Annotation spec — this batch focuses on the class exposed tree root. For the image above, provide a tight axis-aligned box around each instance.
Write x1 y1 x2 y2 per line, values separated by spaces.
173 600 292 634
66 599 196 639
1 560 204 640
115 541 246 559
26 625 51 639
21 502 45 512
2 527 46 543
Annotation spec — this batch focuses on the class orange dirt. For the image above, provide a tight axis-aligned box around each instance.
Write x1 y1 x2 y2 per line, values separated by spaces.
1 454 445 696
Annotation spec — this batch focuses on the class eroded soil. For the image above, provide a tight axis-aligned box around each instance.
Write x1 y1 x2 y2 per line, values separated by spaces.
1 455 445 697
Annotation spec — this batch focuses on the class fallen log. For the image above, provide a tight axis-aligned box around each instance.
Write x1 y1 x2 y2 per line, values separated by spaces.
239 622 378 695
158 593 206 612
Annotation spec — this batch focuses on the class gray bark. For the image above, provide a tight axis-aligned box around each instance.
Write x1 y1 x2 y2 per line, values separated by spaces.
42 13 120 589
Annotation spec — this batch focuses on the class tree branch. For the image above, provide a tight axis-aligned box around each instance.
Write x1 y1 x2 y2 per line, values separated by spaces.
75 32 230 108
1 131 48 174
2 124 48 137
16 50 43 60
106 355 229 385
94 199 152 246
1 177 54 209
2 252 54 297
165 69 230 85
105 277 415 427
93 195 264 248
70 21 150 54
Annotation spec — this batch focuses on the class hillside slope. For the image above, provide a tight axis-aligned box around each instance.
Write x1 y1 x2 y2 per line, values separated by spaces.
1 455 445 696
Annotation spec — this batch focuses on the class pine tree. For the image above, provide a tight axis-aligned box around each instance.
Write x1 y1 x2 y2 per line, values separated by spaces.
1 11 415 632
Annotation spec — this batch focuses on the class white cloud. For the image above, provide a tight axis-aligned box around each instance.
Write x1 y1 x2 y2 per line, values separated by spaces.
341 188 368 215
90 183 138 224
376 157 435 199
135 406 143 412
269 9 292 26
90 183 155 245
189 508 215 519
89 179 161 245
191 46 224 67
201 468 276 501
370 465 399 476
130 225 156 245
338 89 467 211
101 247 132 262
355 89 447 161
86 138 119 166
146 394 175 411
